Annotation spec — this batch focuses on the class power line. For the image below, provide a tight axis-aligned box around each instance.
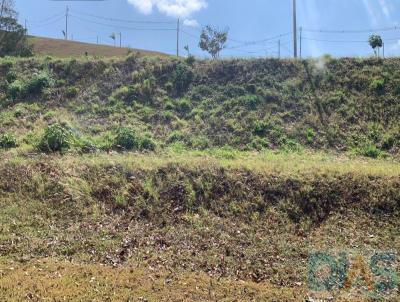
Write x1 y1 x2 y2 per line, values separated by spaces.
27 15 65 29
70 8 175 24
69 15 176 31
302 26 400 34
302 37 368 43
26 12 65 24
302 36 400 43
227 32 292 49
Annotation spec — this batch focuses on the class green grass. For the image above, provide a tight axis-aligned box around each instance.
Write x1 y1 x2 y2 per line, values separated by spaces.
0 55 400 301
0 56 399 157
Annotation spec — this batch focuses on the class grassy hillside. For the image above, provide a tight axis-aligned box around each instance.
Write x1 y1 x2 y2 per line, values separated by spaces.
0 55 399 157
0 55 399 301
28 36 168 58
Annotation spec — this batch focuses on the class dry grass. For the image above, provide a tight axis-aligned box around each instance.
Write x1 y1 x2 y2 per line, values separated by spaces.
4 150 397 177
0 258 304 301
28 36 168 58
0 152 398 301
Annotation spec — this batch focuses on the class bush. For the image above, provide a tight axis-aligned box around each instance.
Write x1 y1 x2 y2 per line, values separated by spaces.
185 55 196 65
176 98 191 114
37 123 73 153
77 137 98 154
252 120 269 136
369 79 385 94
113 127 156 151
355 144 382 158
0 133 17 149
7 71 53 98
171 62 193 95
6 71 17 83
25 71 53 94
65 86 78 98
7 80 23 98
250 137 269 151
167 131 185 144
140 136 157 151
238 95 261 110
114 127 141 150
110 85 138 103
304 128 316 144
189 136 211 150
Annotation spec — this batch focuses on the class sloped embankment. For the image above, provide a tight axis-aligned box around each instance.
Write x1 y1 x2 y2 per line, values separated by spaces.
0 56 399 155
0 155 399 301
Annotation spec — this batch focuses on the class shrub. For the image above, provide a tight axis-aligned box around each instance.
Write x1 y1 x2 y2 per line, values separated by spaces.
355 144 382 158
164 100 175 110
238 95 261 110
171 62 193 95
114 127 140 150
0 133 17 149
77 137 98 154
176 98 191 114
189 136 211 150
167 130 185 143
7 71 53 98
65 86 78 98
6 71 17 83
25 71 53 94
43 110 56 121
278 137 301 152
304 128 316 144
250 137 269 151
140 136 157 151
110 85 138 103
162 111 175 122
185 55 196 66
7 80 23 98
369 79 385 94
37 123 73 153
395 84 400 96
381 133 397 151
114 192 128 208
252 120 269 136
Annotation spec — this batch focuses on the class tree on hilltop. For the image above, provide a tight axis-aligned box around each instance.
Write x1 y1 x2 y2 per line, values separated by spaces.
0 0 32 57
369 35 383 58
199 25 228 59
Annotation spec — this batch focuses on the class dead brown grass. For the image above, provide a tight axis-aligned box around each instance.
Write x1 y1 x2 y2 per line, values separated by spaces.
28 36 168 58
0 258 304 301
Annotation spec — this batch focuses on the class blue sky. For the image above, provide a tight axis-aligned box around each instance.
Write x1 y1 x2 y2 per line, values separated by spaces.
16 0 400 58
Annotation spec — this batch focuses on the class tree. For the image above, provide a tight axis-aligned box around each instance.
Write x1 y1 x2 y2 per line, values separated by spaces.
0 0 17 19
0 0 32 57
369 35 383 58
199 25 228 59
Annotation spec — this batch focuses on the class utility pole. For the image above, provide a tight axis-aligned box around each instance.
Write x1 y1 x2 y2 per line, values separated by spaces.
119 32 122 48
299 26 302 59
96 36 98 44
383 42 385 58
293 0 297 58
25 19 27 35
176 18 180 57
65 5 69 40
278 39 281 59
0 0 5 17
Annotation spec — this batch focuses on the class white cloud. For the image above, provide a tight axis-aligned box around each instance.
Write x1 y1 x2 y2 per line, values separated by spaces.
127 0 154 14
183 18 199 27
127 0 207 18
